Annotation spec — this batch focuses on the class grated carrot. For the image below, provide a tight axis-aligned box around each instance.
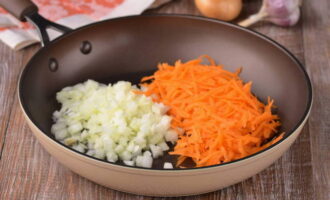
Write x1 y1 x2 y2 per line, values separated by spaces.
140 56 283 167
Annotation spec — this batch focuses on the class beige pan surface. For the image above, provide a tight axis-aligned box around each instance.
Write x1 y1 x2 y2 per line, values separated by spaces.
23 109 310 196
18 17 312 197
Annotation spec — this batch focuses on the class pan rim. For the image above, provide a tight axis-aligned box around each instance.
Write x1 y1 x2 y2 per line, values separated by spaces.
18 14 313 171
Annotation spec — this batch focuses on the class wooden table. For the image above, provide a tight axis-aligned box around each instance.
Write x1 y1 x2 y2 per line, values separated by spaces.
0 1 329 199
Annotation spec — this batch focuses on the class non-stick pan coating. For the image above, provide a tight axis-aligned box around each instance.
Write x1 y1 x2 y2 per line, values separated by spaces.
19 15 311 169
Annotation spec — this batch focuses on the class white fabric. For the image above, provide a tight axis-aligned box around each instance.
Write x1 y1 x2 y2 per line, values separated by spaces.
0 0 155 50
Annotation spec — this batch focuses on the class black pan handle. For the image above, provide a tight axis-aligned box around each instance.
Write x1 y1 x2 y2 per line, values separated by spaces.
25 12 72 46
0 0 72 46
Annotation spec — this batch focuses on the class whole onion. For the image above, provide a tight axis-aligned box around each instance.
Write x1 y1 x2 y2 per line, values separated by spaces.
195 0 243 21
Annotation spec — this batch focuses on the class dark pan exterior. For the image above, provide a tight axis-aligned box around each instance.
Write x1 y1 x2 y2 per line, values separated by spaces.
18 15 312 195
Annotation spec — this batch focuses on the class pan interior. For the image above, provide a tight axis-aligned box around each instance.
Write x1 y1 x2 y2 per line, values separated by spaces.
20 16 311 169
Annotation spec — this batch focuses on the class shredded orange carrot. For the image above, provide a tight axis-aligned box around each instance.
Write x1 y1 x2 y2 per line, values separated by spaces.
141 56 283 167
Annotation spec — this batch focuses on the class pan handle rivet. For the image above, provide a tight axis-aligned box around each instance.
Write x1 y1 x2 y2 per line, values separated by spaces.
49 58 58 72
80 41 92 54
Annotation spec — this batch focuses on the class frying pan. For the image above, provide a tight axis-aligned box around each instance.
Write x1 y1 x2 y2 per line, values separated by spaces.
1 0 312 197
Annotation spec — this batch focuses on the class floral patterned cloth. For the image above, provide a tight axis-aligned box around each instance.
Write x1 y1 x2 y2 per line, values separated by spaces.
0 0 155 50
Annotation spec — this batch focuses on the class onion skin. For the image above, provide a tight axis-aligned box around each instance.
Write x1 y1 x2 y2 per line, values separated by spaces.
195 0 243 21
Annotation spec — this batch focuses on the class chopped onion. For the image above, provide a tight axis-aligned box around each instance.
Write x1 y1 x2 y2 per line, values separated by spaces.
136 151 153 168
150 144 163 158
163 162 173 169
51 80 178 168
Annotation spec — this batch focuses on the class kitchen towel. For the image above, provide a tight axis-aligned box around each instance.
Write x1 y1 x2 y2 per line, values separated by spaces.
0 0 170 50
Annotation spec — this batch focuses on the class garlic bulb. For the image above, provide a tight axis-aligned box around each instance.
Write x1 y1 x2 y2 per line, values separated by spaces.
238 0 301 27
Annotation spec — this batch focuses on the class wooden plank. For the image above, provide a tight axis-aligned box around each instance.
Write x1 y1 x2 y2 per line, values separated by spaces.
302 0 330 199
0 44 24 159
